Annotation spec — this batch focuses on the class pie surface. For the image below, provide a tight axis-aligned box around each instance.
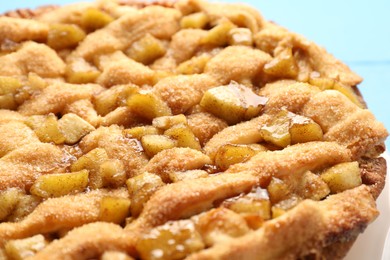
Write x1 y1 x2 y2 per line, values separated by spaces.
0 0 388 259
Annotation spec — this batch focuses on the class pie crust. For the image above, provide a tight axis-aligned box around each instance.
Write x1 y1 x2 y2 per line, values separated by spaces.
0 0 388 259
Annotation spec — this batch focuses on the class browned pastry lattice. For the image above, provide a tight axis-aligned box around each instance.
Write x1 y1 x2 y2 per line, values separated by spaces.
0 0 387 259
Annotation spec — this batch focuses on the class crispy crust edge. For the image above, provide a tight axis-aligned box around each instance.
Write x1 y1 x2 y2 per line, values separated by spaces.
0 0 176 19
304 157 387 260
187 158 385 259
2 5 59 19
1 2 388 260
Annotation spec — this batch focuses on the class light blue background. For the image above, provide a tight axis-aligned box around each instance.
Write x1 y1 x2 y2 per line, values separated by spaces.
1 0 389 147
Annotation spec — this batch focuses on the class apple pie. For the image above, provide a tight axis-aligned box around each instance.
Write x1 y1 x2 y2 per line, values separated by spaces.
0 0 388 259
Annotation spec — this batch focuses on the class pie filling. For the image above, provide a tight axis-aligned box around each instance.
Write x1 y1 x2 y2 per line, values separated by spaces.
0 0 388 259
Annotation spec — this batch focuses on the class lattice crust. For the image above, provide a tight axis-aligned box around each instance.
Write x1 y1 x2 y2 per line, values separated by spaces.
0 0 388 259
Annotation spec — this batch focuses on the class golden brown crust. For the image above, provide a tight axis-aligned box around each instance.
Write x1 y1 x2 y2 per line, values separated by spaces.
127 173 259 233
0 0 387 259
254 22 363 86
0 143 66 191
30 222 136 260
118 0 176 8
187 112 228 146
360 157 387 199
188 200 326 260
187 185 378 260
0 189 128 246
302 157 387 259
2 5 58 19
143 147 211 182
302 238 357 260
0 0 177 19
0 42 66 78
352 85 367 109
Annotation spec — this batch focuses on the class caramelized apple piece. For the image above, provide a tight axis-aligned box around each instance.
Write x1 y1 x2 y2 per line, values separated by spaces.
141 135 177 158
127 92 172 121
271 206 286 219
201 20 236 46
7 194 42 222
136 220 205 260
333 83 364 108
267 177 291 204
58 113 95 145
71 148 109 189
309 74 364 108
5 235 48 260
223 187 271 229
228 28 253 46
320 162 362 193
95 84 138 116
200 82 267 125
47 24 86 50
0 76 22 95
295 171 330 200
0 94 17 110
34 114 66 145
99 159 127 188
27 73 47 89
126 34 166 65
180 12 209 29
176 54 211 75
308 74 336 90
264 48 298 78
152 114 187 130
195 208 250 246
214 143 266 170
0 188 22 221
82 8 114 31
164 124 201 150
124 126 160 140
260 111 291 147
98 196 131 224
223 187 271 217
271 195 302 219
30 170 89 198
289 113 323 145
126 172 165 217
260 110 323 147
66 58 100 84
13 73 48 104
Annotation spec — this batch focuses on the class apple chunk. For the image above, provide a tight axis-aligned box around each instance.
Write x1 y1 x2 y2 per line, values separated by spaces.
320 161 362 193
30 170 89 198
200 82 267 125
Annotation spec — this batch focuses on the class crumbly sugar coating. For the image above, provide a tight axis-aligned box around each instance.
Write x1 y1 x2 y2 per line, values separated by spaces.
0 0 388 259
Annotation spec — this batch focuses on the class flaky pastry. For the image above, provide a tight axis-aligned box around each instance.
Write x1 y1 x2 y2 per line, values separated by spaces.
0 0 388 259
